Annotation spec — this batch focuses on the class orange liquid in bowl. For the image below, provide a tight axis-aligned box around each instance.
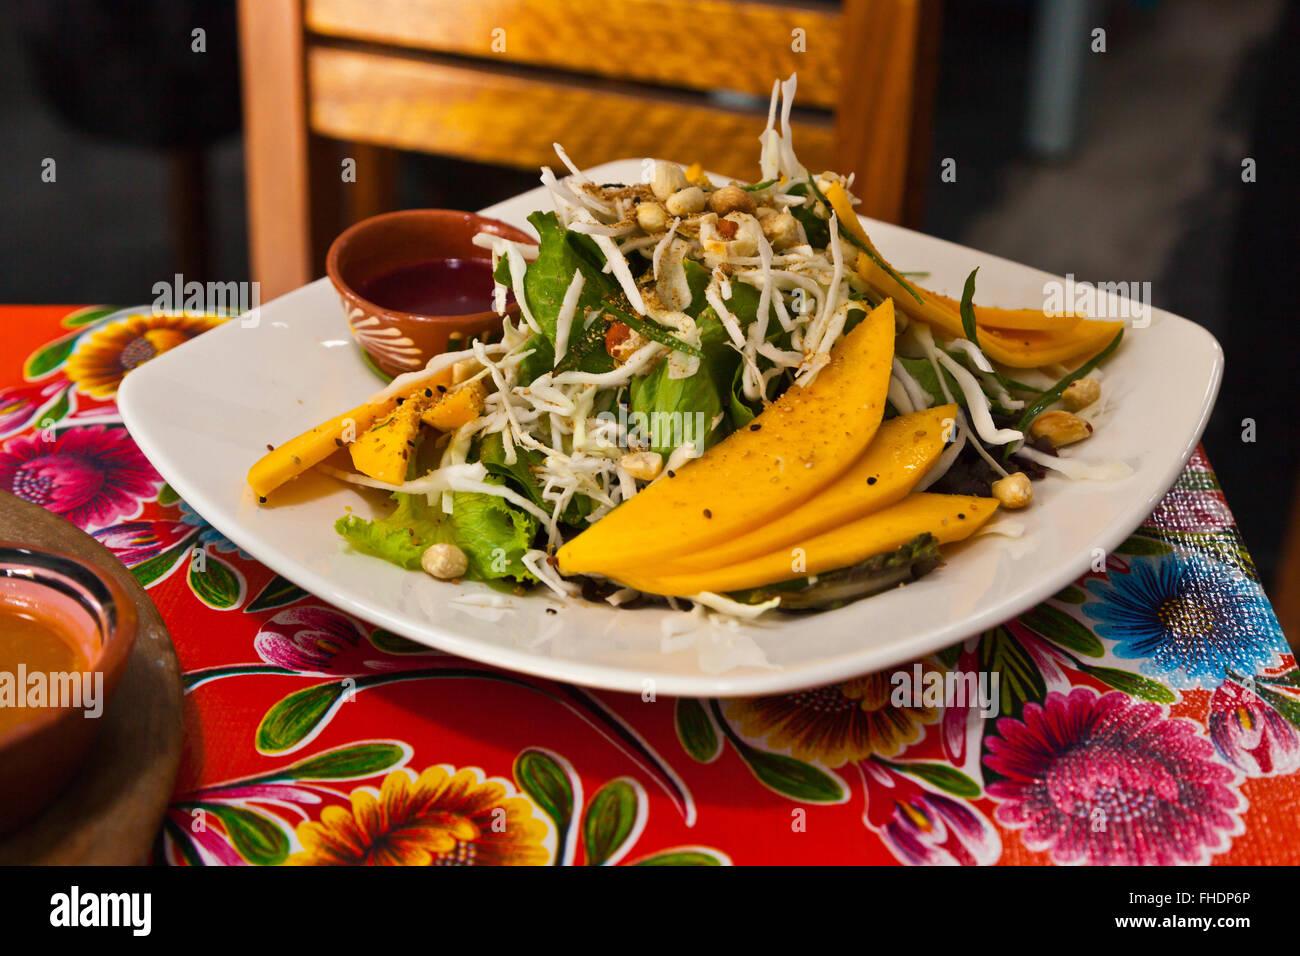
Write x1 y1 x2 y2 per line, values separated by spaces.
0 605 89 736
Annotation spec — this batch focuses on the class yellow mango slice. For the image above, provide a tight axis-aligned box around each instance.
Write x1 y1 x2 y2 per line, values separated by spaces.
248 398 395 499
248 367 454 499
421 380 486 432
349 393 430 484
925 292 1081 333
619 493 998 597
975 320 1125 368
661 404 956 574
824 182 1120 368
854 250 1122 367
557 299 897 575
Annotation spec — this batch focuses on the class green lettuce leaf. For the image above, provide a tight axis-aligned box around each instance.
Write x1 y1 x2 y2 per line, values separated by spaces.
521 211 616 371
335 479 538 583
449 486 539 582
628 267 754 458
335 493 452 571
897 356 960 409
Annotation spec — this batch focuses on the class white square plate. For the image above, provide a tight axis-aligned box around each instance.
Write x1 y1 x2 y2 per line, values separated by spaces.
118 159 1223 696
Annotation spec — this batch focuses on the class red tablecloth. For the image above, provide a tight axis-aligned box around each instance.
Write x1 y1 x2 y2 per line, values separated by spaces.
3 305 1297 865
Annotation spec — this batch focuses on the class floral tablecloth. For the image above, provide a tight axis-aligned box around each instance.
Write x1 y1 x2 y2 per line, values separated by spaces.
3 304 1297 866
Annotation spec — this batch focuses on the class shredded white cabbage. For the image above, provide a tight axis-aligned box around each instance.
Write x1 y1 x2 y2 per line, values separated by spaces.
553 270 585 365
1017 446 1135 481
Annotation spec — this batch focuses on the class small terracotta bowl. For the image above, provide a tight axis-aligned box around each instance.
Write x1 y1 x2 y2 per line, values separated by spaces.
0 544 136 834
326 209 536 379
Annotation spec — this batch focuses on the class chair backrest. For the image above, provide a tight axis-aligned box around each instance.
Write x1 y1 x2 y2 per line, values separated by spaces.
240 0 939 298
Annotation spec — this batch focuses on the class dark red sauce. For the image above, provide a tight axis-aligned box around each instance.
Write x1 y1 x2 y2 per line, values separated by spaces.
357 258 501 316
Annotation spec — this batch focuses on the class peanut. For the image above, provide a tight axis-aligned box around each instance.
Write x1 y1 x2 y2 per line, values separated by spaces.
707 184 756 217
665 186 706 217
1029 410 1093 447
620 451 663 482
1062 377 1101 411
991 472 1033 509
422 543 468 580
635 201 669 234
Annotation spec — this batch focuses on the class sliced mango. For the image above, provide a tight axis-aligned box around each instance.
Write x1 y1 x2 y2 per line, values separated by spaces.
925 292 1081 333
248 398 395 499
248 366 456 499
349 393 430 484
619 493 998 597
421 379 487 432
661 404 955 574
975 320 1125 368
557 299 897 575
824 182 1120 368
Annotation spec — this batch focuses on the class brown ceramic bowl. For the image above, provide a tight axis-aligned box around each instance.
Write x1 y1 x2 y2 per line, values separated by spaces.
0 544 137 834
326 209 536 379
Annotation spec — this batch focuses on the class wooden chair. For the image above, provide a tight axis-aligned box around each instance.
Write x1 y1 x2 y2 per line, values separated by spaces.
238 0 942 300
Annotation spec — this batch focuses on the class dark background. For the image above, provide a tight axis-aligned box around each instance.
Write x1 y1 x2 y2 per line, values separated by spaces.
1 0 1295 602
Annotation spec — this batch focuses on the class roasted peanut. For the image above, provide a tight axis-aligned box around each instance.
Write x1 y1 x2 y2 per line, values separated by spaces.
650 162 689 201
665 186 706 217
620 451 663 481
707 184 756 217
422 543 468 580
758 208 799 249
635 201 669 234
1029 409 1093 447
991 472 1033 509
1062 377 1101 411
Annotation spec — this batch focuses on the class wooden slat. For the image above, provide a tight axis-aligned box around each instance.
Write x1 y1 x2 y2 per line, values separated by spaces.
305 0 843 109
238 0 314 299
308 47 836 182
834 0 934 226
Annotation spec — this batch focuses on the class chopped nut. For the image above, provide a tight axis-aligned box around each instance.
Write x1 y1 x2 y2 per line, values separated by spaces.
673 211 716 238
620 450 663 481
635 200 669 234
665 186 706 217
651 162 689 200
992 472 1033 509
421 542 468 580
707 184 756 217
725 213 764 257
758 207 800 250
1062 377 1101 411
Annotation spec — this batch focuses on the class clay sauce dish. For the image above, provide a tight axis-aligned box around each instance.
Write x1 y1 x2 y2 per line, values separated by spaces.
0 545 137 833
326 209 536 379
